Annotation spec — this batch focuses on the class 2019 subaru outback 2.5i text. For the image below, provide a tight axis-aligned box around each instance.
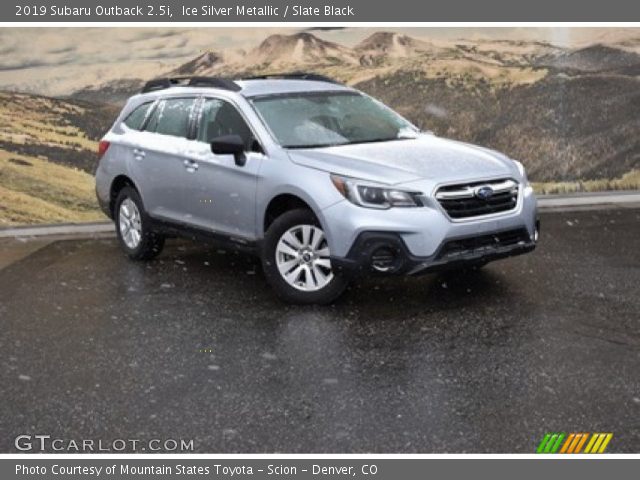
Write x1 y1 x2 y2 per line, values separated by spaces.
95 73 539 304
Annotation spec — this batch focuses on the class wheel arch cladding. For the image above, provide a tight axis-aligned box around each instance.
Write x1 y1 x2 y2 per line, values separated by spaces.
263 193 317 233
110 175 139 217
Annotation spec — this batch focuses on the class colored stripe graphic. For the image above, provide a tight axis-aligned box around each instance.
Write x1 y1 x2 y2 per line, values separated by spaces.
560 433 575 453
537 433 612 453
574 433 589 453
584 434 597 453
585 433 614 453
550 433 565 453
567 433 583 453
597 433 613 453
536 434 552 453
544 434 558 453
537 433 565 453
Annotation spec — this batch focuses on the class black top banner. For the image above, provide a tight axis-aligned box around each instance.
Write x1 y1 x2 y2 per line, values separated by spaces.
5 0 640 22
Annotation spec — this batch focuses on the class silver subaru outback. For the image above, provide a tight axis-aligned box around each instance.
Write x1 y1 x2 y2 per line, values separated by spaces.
95 73 538 304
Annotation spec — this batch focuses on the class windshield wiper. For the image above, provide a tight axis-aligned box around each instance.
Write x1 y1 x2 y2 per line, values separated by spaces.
285 142 345 149
340 136 413 146
284 136 415 149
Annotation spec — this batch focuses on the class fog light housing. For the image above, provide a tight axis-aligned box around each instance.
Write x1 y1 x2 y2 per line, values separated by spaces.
370 246 398 272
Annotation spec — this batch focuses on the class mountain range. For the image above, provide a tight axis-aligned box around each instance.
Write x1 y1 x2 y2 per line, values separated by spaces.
69 31 640 185
72 31 560 102
2 30 639 224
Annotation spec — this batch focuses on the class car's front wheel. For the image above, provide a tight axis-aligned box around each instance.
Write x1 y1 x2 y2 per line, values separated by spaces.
114 186 164 260
262 209 348 304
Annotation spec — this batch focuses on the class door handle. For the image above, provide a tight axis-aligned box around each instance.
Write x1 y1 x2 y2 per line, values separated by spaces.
133 148 146 159
183 159 199 172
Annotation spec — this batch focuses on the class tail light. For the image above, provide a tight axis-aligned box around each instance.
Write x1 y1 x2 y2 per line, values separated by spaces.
98 140 110 158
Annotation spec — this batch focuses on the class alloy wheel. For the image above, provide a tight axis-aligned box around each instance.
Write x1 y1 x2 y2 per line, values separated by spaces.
275 224 334 291
118 198 142 249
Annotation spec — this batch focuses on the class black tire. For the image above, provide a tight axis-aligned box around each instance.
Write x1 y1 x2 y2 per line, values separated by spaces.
261 209 349 304
114 186 164 261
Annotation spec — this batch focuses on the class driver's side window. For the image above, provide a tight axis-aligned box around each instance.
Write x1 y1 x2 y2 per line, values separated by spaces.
198 98 257 151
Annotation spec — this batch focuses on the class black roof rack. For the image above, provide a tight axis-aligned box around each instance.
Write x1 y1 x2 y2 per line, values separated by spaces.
141 76 241 93
242 72 342 84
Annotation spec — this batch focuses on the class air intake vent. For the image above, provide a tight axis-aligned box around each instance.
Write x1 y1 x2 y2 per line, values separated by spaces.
436 228 530 260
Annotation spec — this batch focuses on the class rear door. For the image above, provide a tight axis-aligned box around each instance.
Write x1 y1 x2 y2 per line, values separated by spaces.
130 96 198 224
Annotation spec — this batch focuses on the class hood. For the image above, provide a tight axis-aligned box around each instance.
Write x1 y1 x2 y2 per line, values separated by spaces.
287 134 517 185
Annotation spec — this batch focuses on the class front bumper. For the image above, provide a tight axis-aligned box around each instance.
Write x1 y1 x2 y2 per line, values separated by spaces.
331 224 537 277
321 183 538 276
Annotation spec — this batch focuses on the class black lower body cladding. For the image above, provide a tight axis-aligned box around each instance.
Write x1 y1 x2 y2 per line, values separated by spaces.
331 226 537 277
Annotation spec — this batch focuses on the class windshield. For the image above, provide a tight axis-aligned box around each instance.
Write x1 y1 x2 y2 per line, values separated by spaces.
251 91 419 149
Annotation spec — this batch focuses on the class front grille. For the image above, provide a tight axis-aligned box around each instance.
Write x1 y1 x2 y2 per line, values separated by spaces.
436 228 530 260
435 178 519 219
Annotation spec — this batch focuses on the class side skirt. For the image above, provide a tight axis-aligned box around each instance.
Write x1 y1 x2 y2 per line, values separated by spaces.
149 217 260 256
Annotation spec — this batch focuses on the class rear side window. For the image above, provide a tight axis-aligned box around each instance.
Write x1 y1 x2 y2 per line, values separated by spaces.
145 98 195 138
123 102 152 130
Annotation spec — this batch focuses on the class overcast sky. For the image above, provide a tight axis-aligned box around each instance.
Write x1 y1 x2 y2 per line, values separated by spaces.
0 27 636 95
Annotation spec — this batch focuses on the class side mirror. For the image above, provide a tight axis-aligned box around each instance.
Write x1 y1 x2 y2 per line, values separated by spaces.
210 134 246 166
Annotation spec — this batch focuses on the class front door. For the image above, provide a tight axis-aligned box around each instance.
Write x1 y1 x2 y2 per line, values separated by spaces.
180 98 265 240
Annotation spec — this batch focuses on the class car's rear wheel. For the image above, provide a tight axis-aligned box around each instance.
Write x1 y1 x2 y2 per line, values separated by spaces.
262 209 348 304
114 186 164 260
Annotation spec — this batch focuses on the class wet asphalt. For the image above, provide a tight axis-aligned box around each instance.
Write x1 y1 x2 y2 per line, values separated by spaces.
0 208 639 453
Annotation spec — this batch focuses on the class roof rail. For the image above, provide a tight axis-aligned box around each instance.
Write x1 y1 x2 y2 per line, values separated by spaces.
142 78 174 93
141 76 241 93
242 72 342 84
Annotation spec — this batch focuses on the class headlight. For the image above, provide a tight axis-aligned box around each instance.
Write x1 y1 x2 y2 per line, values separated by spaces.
513 160 530 186
330 174 422 209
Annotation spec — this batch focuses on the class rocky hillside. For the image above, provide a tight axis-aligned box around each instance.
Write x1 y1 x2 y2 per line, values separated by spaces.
169 51 223 76
0 91 118 172
358 72 640 182
355 32 443 68
538 44 640 73
0 92 117 224
4 31 638 225
244 32 359 69
72 79 146 106
66 31 640 184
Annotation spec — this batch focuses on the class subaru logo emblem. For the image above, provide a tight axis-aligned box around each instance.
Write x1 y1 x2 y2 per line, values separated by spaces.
475 185 494 200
